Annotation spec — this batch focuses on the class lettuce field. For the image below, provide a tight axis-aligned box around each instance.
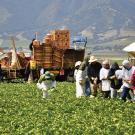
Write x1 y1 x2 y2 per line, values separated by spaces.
0 82 135 135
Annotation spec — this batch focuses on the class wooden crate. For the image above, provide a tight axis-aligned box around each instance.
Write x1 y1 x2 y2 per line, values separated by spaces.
52 48 63 68
52 61 62 68
33 40 40 46
33 45 44 61
50 29 70 44
53 41 69 49
43 33 53 43
44 57 52 63
36 60 43 67
43 43 53 53
43 62 52 68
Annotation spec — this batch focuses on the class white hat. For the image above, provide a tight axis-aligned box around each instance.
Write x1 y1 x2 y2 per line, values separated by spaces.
122 60 130 66
75 61 82 67
89 56 97 63
102 60 109 65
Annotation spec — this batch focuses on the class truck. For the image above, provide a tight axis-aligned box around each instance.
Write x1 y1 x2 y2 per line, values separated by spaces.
33 29 87 81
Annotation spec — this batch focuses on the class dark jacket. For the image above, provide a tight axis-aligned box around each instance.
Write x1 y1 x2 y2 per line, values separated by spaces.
108 63 122 89
87 62 102 83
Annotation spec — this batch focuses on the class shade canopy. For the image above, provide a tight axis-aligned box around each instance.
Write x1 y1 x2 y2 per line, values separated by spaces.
123 42 135 52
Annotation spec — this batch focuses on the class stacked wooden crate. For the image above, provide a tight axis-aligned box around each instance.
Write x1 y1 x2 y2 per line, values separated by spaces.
50 29 70 49
33 44 43 67
33 40 40 46
52 48 63 68
42 43 53 68
43 34 52 44
33 43 53 68
33 29 71 69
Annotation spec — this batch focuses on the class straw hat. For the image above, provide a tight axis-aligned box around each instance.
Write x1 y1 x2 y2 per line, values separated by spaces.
102 60 109 65
89 56 97 63
75 61 82 67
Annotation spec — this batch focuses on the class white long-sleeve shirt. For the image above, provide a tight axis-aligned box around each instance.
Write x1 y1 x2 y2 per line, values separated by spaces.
100 68 111 91
121 66 135 88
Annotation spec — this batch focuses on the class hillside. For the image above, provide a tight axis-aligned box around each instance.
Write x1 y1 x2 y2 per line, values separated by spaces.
0 0 135 51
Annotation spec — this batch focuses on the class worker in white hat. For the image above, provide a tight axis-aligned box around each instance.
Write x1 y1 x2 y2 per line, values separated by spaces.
121 60 135 101
74 61 82 80
75 61 87 98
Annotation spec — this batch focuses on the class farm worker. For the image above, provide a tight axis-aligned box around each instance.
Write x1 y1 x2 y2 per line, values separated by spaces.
108 62 122 98
88 56 102 97
75 61 87 98
74 61 82 80
115 68 123 98
100 60 111 98
27 55 38 83
130 69 135 101
29 38 36 55
37 71 56 98
121 60 135 102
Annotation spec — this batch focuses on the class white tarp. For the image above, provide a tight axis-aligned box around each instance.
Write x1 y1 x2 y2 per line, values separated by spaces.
123 42 135 52
0 52 7 60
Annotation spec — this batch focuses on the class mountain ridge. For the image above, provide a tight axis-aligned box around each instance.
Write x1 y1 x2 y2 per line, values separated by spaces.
0 0 135 51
